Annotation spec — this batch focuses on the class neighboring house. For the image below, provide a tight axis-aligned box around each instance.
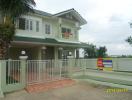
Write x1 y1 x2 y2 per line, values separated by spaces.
10 8 87 60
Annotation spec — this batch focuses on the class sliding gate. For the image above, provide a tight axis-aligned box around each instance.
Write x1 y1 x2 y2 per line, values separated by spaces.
26 60 69 85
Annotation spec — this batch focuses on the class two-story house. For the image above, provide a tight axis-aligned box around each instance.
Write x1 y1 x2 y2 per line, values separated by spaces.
9 8 87 60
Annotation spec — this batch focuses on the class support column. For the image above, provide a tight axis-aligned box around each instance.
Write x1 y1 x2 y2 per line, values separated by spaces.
54 47 58 60
19 55 28 88
58 47 63 59
0 61 4 98
76 49 79 59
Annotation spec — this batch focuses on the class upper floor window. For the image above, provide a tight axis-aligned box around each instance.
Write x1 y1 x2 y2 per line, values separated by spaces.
61 27 72 38
19 18 26 30
61 27 71 33
25 20 29 30
18 18 39 32
45 24 51 34
30 20 33 30
36 21 39 32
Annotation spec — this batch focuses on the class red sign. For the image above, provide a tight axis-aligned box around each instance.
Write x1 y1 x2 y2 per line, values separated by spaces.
97 58 104 70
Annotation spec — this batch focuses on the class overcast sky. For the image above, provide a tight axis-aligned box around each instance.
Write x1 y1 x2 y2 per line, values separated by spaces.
35 0 132 55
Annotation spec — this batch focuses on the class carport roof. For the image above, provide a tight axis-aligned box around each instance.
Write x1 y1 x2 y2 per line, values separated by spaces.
13 36 90 48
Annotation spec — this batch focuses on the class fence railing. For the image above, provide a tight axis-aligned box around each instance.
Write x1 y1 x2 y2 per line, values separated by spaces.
6 60 21 85
3 58 132 85
1 58 132 97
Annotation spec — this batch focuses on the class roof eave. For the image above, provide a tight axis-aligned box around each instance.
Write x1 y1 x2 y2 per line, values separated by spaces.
54 9 87 26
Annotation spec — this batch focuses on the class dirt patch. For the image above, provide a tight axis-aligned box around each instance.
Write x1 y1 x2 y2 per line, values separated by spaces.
26 79 75 93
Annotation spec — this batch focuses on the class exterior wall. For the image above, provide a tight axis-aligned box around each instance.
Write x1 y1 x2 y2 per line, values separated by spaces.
42 17 59 39
15 14 80 42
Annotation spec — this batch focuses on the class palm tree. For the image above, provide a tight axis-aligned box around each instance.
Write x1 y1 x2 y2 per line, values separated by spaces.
0 0 36 59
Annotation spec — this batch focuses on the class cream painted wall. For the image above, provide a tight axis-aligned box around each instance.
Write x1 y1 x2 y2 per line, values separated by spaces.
15 14 79 42
42 17 59 38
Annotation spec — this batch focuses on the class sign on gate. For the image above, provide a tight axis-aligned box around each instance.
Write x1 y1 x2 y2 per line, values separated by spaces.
97 58 113 71
97 58 104 70
103 58 113 71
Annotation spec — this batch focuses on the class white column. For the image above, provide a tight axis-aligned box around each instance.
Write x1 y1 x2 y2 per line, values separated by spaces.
19 56 28 87
0 61 4 98
54 47 58 60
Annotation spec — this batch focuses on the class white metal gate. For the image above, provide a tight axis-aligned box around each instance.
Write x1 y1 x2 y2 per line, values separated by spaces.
26 60 69 84
1 60 26 93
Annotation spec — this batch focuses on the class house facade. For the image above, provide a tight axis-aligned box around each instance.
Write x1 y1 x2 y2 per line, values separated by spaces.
9 8 87 60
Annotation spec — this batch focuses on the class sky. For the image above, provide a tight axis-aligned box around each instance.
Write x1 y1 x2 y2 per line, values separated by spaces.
35 0 132 55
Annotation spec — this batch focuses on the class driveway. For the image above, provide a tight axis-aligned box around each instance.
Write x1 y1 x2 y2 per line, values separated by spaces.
1 80 132 100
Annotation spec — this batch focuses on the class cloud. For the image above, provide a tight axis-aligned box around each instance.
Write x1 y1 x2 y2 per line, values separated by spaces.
109 14 124 22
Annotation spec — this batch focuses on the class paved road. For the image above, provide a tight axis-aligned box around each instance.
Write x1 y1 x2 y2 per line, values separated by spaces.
1 80 132 100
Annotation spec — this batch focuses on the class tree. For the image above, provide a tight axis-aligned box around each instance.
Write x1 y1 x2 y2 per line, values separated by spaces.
0 0 36 59
97 46 107 58
84 44 97 58
126 36 132 45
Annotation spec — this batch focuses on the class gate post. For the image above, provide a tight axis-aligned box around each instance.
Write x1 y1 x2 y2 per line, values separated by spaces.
0 60 4 98
68 59 73 78
19 56 28 88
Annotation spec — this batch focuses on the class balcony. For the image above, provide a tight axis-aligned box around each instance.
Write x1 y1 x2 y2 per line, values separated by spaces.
55 32 78 42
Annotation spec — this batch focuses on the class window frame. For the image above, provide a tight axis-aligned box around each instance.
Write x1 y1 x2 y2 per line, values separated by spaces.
18 18 26 30
45 23 52 35
36 21 39 32
30 20 33 31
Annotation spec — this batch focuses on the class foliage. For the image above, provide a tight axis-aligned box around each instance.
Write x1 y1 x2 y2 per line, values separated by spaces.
0 23 15 42
84 44 107 58
0 0 36 59
0 0 36 21
126 36 132 45
84 44 97 58
0 23 15 59
97 46 107 58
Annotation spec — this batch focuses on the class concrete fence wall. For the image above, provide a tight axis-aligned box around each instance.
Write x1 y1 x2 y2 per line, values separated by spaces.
112 58 132 72
85 59 97 69
72 58 132 72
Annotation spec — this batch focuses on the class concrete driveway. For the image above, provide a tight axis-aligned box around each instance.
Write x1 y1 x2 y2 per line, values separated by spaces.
1 80 132 100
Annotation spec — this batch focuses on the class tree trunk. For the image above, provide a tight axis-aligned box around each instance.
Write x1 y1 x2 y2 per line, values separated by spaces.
0 40 8 60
